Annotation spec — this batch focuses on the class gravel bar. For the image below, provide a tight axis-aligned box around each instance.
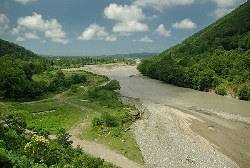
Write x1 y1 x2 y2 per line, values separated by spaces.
133 101 238 168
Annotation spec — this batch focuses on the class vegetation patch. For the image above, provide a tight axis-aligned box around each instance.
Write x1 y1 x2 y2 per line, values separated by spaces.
137 1 250 101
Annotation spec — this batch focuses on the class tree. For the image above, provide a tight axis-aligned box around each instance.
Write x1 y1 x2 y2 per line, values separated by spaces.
0 59 28 99
104 79 121 90
55 128 73 149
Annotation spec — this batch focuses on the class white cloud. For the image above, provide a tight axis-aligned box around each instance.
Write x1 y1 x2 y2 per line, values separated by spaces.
25 32 39 39
134 35 153 42
14 0 37 5
16 36 25 41
104 3 148 33
211 8 234 18
0 14 9 34
172 18 197 29
113 21 148 33
147 14 159 20
133 0 195 11
212 0 240 8
210 0 242 18
105 35 117 41
104 3 145 21
12 13 69 44
78 23 116 41
154 24 171 37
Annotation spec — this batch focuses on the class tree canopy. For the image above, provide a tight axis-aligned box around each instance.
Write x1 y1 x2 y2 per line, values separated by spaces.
137 1 250 100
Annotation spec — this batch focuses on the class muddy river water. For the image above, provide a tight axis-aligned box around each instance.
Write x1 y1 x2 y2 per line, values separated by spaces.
102 66 250 117
81 64 250 167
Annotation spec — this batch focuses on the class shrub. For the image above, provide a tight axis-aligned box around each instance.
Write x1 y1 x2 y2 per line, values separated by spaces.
92 117 104 127
110 127 122 138
215 85 227 96
101 112 119 127
103 79 121 91
238 85 250 100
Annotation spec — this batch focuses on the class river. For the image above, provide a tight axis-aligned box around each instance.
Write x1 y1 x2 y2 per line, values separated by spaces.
100 65 250 117
81 64 250 167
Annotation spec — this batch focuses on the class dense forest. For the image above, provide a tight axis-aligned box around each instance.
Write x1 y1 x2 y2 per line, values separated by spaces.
137 1 250 101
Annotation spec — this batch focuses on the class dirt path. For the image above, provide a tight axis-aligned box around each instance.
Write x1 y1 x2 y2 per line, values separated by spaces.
53 92 144 168
69 123 144 168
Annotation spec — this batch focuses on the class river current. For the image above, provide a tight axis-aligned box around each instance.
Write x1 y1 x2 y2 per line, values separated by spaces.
101 66 250 117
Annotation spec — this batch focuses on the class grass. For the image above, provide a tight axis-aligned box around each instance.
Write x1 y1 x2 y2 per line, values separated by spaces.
80 121 144 164
11 99 87 133
3 69 144 164
63 91 144 163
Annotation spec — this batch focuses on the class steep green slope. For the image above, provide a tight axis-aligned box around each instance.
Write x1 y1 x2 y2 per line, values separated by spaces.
0 38 40 60
138 1 250 100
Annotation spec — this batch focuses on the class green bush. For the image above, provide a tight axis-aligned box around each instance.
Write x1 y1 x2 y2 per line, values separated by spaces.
110 127 122 138
92 117 104 127
238 85 250 100
101 112 119 127
215 85 227 96
103 79 121 90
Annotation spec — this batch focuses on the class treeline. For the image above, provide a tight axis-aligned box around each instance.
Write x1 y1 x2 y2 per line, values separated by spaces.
109 52 158 59
47 56 136 69
0 56 87 102
138 1 250 101
0 106 116 167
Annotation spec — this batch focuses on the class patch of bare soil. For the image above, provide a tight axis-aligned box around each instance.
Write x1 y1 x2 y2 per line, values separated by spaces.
53 91 144 168
190 112 250 168
68 123 144 168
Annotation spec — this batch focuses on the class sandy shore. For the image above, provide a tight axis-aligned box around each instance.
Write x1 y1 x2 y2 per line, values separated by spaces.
64 64 250 167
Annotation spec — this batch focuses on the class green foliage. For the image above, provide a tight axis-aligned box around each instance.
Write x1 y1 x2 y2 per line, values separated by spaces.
101 112 119 127
48 56 138 68
70 73 87 84
55 128 73 149
0 38 40 60
215 85 227 96
92 117 104 127
88 86 122 108
103 79 121 91
137 1 250 100
238 85 250 100
0 105 116 167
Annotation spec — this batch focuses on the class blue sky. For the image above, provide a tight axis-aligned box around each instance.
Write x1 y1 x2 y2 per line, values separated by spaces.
0 0 247 56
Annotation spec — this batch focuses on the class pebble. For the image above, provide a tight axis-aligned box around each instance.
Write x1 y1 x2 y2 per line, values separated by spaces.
133 102 238 168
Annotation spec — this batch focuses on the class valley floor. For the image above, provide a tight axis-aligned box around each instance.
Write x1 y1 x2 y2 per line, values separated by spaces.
66 64 250 168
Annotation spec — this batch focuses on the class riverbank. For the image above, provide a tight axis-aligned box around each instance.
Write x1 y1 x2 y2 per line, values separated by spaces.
79 63 250 167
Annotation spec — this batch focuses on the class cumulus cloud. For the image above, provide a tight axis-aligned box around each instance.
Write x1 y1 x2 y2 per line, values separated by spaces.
104 3 145 21
0 14 9 34
16 36 25 41
211 0 243 18
134 35 153 42
113 21 148 33
104 3 148 33
133 0 195 11
172 18 197 29
154 24 171 37
14 0 37 5
25 32 39 39
78 23 116 41
211 8 234 18
11 13 69 44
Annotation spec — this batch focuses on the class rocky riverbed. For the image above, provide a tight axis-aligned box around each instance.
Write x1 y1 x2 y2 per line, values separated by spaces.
73 63 250 167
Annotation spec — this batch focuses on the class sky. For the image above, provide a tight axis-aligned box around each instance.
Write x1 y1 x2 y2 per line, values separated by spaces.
0 0 247 56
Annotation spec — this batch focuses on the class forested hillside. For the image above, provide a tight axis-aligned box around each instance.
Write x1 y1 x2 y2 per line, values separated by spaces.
137 1 250 101
0 39 41 60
